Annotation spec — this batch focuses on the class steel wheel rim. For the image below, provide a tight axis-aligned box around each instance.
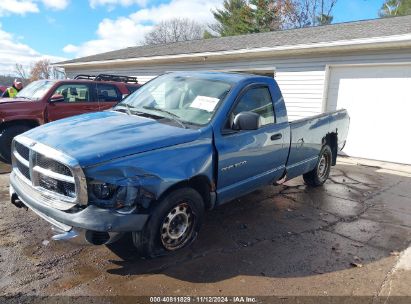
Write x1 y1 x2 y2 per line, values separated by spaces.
160 202 195 251
317 153 329 181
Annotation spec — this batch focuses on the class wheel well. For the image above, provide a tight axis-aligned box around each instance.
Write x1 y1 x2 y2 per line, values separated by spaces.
0 120 39 132
157 176 213 210
323 132 338 166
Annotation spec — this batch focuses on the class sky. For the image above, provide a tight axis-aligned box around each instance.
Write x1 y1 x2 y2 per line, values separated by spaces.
0 0 386 75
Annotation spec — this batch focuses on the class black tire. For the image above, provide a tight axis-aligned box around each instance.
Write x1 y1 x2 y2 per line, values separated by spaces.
0 125 31 163
303 145 332 187
133 187 205 258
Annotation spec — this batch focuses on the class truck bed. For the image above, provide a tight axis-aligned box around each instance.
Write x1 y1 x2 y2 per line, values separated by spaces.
285 109 350 180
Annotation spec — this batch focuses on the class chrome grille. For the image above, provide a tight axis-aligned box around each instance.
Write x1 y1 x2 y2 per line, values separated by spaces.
38 173 76 198
15 141 30 161
36 153 73 177
16 158 30 180
11 136 88 211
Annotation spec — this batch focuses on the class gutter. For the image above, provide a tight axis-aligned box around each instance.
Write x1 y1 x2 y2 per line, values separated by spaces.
56 34 411 68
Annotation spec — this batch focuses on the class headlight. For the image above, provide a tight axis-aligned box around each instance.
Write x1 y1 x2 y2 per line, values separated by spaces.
88 181 139 213
91 183 117 200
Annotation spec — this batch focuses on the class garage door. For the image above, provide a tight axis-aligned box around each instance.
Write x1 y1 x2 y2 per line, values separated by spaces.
327 64 411 164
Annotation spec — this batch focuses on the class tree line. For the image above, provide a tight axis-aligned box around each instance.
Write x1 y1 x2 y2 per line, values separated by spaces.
144 0 411 45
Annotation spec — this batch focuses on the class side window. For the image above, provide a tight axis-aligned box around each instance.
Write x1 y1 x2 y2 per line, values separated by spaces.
230 87 275 128
53 84 90 103
96 84 121 102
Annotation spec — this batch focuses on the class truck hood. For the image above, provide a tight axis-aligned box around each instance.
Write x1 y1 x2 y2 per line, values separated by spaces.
24 111 203 167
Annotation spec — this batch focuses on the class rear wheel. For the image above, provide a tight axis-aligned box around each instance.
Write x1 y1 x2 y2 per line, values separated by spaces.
0 125 31 163
133 188 204 258
303 145 332 187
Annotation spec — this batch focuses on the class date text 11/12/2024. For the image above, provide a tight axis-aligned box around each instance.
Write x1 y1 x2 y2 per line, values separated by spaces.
150 296 257 303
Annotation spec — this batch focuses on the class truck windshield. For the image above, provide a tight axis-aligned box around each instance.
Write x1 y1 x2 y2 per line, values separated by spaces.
16 80 55 101
114 74 232 126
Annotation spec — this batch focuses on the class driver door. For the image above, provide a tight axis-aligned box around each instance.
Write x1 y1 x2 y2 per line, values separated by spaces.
215 85 289 204
46 83 99 122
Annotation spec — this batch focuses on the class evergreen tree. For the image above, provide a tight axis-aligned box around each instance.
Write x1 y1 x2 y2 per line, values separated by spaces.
250 0 283 32
380 0 411 17
211 0 255 36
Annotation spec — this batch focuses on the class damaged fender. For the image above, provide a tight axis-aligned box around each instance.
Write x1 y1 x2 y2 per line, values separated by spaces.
83 127 215 213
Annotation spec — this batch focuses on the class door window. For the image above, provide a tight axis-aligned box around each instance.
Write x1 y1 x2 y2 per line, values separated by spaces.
96 84 121 102
53 84 90 103
228 86 275 129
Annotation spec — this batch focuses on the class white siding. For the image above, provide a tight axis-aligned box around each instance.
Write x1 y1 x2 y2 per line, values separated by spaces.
275 70 325 121
64 48 411 78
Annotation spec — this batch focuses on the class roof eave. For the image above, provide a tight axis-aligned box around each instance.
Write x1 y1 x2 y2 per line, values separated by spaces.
55 34 411 69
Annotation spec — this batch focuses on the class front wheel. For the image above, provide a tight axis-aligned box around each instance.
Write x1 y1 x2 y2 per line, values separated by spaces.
303 145 332 187
133 188 204 258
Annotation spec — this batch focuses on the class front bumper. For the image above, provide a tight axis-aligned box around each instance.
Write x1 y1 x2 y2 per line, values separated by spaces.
10 171 149 243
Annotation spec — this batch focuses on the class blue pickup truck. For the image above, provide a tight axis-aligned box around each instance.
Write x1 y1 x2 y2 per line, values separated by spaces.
9 72 349 257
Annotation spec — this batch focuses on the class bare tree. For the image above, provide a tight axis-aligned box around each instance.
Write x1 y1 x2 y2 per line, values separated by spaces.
14 63 29 84
29 59 52 82
144 18 204 45
316 13 333 25
287 0 338 28
318 0 338 22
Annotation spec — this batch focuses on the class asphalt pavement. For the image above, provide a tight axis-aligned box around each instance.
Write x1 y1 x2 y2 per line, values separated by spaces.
0 158 410 303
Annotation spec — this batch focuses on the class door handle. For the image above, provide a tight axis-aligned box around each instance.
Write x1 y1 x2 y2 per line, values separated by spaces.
271 133 282 141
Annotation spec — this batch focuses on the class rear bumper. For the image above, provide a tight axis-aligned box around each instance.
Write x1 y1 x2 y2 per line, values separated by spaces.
10 171 149 243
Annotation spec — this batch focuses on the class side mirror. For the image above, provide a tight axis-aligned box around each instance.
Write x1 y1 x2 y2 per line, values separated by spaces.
232 111 260 130
50 94 65 103
122 94 129 100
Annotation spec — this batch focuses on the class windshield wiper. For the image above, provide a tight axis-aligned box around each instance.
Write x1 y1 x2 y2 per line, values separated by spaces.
142 106 187 129
114 104 137 115
114 104 167 120
124 103 132 115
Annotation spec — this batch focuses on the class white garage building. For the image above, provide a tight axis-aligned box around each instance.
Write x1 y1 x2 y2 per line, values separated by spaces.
57 16 411 164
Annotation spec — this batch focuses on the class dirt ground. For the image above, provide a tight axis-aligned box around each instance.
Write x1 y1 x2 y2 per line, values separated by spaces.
0 158 410 303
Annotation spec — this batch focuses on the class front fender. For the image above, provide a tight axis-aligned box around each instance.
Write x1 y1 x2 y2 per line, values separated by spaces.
0 101 46 126
83 132 214 210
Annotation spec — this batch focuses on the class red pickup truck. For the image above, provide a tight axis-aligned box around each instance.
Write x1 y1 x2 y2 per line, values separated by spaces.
0 74 140 162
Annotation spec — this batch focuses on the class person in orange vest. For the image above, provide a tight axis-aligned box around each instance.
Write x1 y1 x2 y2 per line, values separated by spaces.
2 79 23 98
